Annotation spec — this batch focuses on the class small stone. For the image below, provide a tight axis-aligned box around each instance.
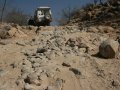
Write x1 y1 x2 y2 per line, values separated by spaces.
24 73 40 86
55 51 63 56
46 52 55 60
34 68 43 75
87 27 98 33
0 41 8 45
111 80 120 87
16 79 24 86
10 62 18 68
24 83 34 90
24 52 31 56
21 66 33 74
22 60 32 67
46 78 64 90
21 73 29 79
30 57 43 64
56 68 61 72
32 63 40 68
46 70 55 78
66 38 76 47
36 48 47 53
69 68 81 75
0 69 8 77
16 41 25 46
62 62 71 67
46 86 56 90
55 78 64 90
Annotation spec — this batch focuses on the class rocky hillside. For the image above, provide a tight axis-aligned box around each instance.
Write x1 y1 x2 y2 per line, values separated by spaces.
0 23 120 90
69 0 120 28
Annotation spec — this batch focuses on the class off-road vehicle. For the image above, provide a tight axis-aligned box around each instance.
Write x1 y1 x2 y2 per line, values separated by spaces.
28 7 52 26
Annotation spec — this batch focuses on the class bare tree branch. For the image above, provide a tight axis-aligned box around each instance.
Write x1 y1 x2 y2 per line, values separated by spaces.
0 0 7 22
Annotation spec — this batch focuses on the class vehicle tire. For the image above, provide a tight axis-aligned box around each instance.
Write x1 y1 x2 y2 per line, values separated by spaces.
28 19 35 26
46 23 50 26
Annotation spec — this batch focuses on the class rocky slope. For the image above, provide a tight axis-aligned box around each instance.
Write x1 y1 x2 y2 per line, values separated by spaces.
68 0 120 28
0 23 120 90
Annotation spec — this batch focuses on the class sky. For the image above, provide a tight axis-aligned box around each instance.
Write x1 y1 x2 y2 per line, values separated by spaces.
4 0 92 25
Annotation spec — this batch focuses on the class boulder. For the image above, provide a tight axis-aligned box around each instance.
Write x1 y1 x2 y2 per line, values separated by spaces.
99 39 119 58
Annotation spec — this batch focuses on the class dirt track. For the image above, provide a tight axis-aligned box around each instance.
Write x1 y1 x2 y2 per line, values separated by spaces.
0 24 120 90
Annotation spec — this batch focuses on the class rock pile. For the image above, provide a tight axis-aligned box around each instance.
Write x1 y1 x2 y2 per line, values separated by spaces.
68 0 120 28
0 23 38 39
14 26 98 89
0 23 120 90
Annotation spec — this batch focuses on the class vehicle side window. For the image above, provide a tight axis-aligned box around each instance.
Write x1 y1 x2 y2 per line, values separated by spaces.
44 10 50 15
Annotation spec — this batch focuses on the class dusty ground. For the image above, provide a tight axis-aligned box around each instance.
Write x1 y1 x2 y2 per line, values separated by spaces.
0 23 120 90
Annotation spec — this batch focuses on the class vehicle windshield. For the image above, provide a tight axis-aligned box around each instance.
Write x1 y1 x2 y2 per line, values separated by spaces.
41 9 50 15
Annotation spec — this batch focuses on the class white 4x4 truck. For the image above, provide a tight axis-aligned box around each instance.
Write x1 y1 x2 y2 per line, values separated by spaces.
28 7 52 26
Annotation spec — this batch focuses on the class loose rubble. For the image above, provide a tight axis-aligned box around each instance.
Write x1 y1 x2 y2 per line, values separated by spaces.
0 23 120 90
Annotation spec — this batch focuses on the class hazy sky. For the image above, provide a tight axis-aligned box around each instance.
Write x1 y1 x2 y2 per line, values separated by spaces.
4 0 92 25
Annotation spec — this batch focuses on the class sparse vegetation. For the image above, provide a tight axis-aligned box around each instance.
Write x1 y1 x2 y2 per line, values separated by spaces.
58 7 80 25
4 9 29 25
59 0 120 27
0 0 7 22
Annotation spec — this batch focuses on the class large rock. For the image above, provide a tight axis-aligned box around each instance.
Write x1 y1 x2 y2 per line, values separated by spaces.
99 39 119 58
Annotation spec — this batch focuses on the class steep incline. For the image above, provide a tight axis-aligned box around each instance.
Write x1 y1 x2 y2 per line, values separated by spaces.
0 23 120 90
